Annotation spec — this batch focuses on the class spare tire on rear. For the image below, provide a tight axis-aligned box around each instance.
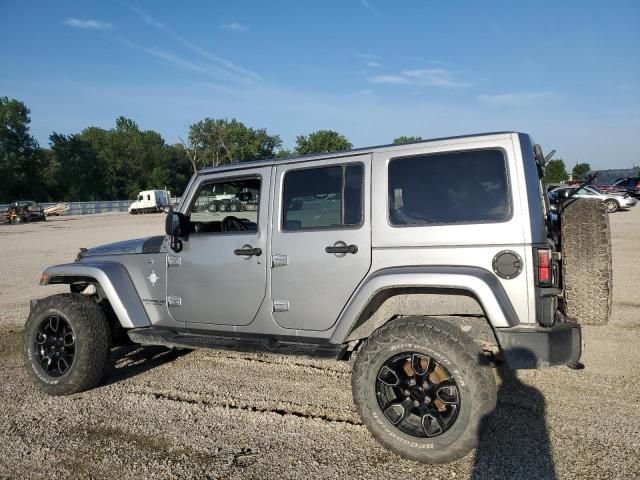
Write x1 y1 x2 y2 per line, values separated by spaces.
560 198 612 325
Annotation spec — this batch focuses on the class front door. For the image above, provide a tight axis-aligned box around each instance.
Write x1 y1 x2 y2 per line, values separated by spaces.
167 168 271 326
271 155 371 331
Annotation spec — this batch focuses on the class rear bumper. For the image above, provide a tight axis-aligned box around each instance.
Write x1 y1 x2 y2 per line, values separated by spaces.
495 323 582 369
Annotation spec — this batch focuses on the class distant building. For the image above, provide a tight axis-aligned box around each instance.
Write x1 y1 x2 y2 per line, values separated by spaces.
588 168 639 184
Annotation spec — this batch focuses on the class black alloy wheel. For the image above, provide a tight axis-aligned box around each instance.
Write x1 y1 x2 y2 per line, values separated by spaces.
33 315 76 377
376 352 460 438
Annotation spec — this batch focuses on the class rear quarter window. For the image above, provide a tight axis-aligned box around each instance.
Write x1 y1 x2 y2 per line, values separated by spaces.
388 149 512 226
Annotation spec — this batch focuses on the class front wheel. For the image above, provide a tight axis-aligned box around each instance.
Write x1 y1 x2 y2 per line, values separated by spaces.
604 199 619 213
23 294 111 395
351 317 496 463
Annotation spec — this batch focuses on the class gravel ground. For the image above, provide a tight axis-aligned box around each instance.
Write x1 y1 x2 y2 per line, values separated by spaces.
0 210 639 479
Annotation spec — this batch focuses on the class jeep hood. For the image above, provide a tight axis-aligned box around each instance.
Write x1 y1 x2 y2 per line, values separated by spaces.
77 236 165 259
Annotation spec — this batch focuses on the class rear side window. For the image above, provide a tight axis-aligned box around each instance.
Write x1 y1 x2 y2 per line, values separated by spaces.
388 149 511 226
282 164 363 230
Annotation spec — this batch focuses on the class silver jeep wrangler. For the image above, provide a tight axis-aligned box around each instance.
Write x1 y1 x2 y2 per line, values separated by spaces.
24 132 612 463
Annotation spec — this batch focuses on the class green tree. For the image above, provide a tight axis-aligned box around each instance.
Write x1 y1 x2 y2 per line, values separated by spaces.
188 118 282 167
572 162 591 180
545 159 569 183
393 136 423 144
49 133 107 201
75 117 191 199
295 130 352 155
0 97 48 202
275 149 293 159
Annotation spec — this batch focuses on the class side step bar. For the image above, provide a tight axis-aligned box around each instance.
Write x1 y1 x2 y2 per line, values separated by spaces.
127 328 344 359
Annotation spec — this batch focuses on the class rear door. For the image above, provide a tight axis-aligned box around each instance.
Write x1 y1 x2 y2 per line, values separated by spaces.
270 155 371 331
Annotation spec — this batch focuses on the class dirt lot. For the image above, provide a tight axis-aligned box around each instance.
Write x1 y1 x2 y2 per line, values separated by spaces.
0 211 639 479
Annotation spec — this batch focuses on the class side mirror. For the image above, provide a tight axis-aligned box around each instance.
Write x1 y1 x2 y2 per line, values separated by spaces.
165 212 189 252
165 211 188 237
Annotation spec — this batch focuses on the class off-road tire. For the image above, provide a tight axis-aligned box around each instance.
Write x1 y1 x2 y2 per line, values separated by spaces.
229 201 241 212
24 293 111 395
603 198 619 213
560 198 612 325
352 316 497 463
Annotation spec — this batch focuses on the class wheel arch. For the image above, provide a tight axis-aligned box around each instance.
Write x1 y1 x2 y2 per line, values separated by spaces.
331 266 520 347
40 261 151 329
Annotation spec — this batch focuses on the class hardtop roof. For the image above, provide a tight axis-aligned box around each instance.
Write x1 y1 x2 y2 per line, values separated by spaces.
198 131 522 175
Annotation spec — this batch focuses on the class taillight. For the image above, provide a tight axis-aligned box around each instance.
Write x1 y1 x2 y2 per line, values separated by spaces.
536 248 552 286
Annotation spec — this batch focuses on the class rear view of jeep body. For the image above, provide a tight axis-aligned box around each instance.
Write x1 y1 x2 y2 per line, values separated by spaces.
24 132 610 464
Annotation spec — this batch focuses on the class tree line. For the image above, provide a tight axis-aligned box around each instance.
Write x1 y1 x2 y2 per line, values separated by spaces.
544 159 592 184
1 96 423 203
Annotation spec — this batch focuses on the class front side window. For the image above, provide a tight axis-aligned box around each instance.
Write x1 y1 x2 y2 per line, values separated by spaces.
188 177 260 234
388 149 511 226
282 164 363 230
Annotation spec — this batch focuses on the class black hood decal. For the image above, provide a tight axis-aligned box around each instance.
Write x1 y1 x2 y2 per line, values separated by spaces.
142 236 166 254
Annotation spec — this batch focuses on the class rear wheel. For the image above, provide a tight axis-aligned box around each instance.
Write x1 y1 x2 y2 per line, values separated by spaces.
351 317 496 463
23 294 111 395
560 198 612 325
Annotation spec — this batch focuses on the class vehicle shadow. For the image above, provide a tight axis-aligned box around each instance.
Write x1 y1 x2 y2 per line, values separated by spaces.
471 361 556 480
102 344 191 386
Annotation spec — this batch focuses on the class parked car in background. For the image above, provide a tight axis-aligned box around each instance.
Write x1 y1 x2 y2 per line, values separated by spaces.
549 184 637 213
606 177 640 198
6 200 46 223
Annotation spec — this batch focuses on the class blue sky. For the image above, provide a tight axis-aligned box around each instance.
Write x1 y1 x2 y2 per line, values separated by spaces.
1 0 639 169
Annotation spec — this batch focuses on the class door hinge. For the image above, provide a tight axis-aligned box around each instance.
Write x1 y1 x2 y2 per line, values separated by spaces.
167 295 182 307
271 254 288 268
273 299 290 312
167 255 182 267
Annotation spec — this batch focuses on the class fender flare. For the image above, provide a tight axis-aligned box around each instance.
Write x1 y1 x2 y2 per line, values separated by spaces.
330 266 520 344
40 261 151 329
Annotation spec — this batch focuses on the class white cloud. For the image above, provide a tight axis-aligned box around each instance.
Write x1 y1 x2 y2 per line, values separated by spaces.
63 18 113 30
118 37 239 81
477 92 553 108
126 4 164 28
367 61 382 68
360 0 383 18
221 22 250 32
370 68 470 88
125 5 260 83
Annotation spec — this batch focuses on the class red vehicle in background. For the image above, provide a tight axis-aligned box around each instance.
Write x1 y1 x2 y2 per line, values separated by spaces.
600 177 640 197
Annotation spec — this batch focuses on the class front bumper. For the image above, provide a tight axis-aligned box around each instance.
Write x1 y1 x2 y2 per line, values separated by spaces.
495 323 582 369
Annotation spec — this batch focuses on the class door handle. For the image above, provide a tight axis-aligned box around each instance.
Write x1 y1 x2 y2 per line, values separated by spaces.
234 246 262 257
325 244 358 255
